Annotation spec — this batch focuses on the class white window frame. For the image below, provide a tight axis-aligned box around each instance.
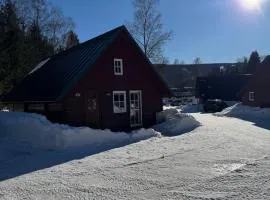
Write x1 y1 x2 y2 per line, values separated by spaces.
113 91 126 113
249 92 255 102
114 58 123 75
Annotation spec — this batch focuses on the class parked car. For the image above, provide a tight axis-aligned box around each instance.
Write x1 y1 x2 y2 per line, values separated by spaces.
203 99 228 113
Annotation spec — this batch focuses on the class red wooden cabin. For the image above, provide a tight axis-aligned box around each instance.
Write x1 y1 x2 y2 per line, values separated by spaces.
3 26 171 131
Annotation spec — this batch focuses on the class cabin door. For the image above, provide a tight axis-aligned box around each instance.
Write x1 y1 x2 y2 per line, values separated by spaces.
129 90 142 127
85 90 99 128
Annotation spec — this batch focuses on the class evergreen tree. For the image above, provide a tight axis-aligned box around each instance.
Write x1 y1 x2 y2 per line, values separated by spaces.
246 51 260 74
15 21 54 82
193 57 202 64
0 0 22 93
65 30 79 49
0 0 76 94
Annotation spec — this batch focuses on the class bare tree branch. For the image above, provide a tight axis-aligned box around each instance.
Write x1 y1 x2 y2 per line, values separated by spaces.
128 0 172 63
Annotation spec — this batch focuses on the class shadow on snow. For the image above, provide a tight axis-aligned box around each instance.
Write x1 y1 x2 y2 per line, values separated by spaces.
231 115 270 131
0 139 136 182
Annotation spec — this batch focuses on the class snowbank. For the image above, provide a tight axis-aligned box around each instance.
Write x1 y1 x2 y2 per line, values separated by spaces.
163 105 181 110
154 108 200 136
225 101 240 107
181 104 203 113
215 103 270 118
0 112 159 150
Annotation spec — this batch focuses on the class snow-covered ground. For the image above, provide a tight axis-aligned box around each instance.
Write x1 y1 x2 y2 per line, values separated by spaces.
0 105 270 199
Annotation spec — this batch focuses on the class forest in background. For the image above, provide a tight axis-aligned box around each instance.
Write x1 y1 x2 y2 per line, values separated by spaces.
0 0 79 94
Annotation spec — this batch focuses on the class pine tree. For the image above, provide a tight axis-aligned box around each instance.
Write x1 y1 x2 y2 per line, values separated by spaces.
246 51 260 74
0 0 22 93
193 57 202 64
65 30 79 49
15 21 54 81
0 0 76 94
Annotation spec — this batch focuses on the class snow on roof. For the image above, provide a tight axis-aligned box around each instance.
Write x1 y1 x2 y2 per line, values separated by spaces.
28 58 51 75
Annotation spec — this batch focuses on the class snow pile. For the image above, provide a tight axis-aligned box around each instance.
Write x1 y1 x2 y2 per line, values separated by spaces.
181 104 203 113
225 101 240 107
1 108 9 112
163 105 181 110
215 103 270 118
154 108 200 136
0 112 159 150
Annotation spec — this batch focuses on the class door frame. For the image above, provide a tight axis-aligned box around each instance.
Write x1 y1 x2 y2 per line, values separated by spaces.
129 90 142 128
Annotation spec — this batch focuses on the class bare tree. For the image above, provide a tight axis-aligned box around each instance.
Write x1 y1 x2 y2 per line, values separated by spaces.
173 58 179 64
161 56 169 64
236 56 248 63
128 0 172 63
193 57 202 64
12 0 75 49
44 5 75 49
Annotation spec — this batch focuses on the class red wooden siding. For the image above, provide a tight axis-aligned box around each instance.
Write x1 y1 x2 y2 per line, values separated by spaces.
62 30 165 130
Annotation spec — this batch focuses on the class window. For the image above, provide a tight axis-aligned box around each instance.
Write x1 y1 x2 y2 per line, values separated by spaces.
87 98 97 111
48 103 63 111
28 104 45 111
249 92 255 101
113 91 126 113
114 59 123 75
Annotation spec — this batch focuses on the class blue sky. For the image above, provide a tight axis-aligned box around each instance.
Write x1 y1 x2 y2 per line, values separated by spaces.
53 0 270 63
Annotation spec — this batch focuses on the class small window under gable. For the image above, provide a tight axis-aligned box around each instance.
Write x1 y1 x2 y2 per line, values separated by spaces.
113 91 126 113
249 92 255 102
114 59 123 75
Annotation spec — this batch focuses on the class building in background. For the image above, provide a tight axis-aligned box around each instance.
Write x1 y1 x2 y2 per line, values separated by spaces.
196 74 252 102
242 56 270 107
155 63 243 105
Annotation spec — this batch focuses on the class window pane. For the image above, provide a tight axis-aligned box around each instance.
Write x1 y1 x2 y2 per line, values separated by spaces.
131 115 135 123
120 101 124 108
135 101 139 108
114 94 119 101
114 101 119 108
120 94 124 101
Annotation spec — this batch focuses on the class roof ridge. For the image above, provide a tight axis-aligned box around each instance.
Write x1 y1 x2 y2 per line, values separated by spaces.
50 25 126 60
